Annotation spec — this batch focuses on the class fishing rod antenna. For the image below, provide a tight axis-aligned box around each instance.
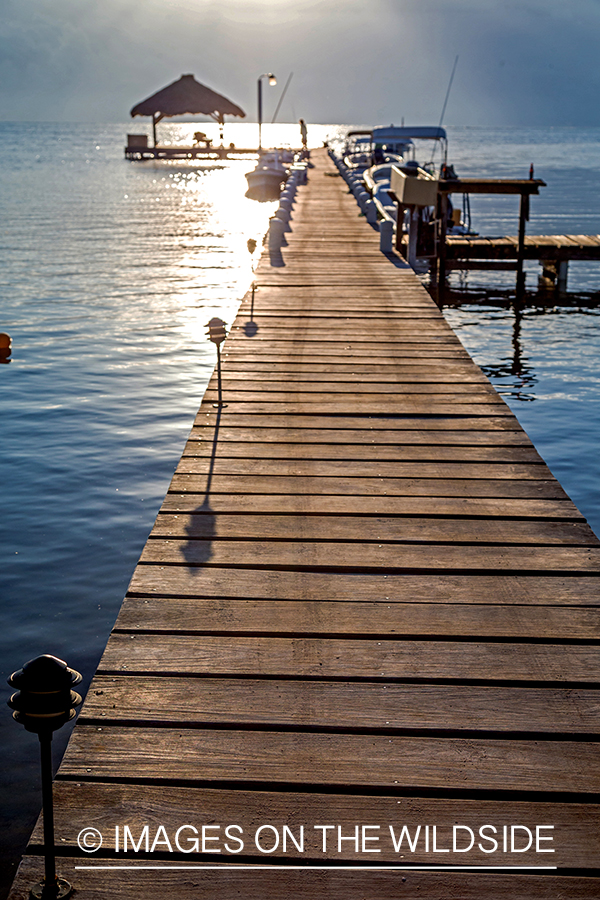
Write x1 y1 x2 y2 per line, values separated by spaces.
429 54 459 167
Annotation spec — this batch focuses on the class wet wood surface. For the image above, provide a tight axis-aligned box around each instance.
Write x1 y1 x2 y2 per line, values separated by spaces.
9 858 600 900
11 148 600 899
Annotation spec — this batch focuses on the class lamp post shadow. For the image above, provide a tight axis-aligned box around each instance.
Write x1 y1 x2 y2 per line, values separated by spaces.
182 407 223 571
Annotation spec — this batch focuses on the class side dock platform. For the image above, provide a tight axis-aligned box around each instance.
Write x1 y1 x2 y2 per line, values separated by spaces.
9 148 600 899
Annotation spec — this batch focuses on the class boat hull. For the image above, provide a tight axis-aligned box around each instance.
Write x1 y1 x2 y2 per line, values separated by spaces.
245 161 287 201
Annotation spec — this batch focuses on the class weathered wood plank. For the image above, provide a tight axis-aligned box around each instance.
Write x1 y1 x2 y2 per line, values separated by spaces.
187 426 533 445
142 539 600 572
229 316 455 327
28 781 600 867
152 513 598 546
174 459 550 480
227 329 462 341
161 494 582 519
127 567 600 606
566 234 600 247
231 314 450 324
193 414 524 431
115 597 600 639
83 676 600 735
202 390 506 406
197 403 515 417
222 345 469 356
99 634 600 683
217 369 491 382
209 381 501 396
215 360 492 372
218 364 489 377
226 334 463 345
213 368 496 385
240 297 436 305
235 311 446 320
10 859 600 900
169 474 568 499
60 725 600 793
184 440 543 462
221 347 471 360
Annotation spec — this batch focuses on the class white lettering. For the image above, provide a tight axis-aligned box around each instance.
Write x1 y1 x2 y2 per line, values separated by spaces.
338 825 359 852
511 826 533 853
362 825 380 852
432 825 450 852
150 825 173 853
478 825 498 853
225 825 244 853
314 825 334 852
123 825 149 853
175 825 199 854
201 825 221 853
536 825 555 853
389 825 421 853
453 826 474 853
255 825 280 853
283 825 304 853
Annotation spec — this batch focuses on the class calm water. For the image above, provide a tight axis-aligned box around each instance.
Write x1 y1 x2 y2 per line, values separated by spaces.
1 123 599 891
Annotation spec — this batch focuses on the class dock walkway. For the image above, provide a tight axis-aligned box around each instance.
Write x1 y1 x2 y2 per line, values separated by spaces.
9 149 600 899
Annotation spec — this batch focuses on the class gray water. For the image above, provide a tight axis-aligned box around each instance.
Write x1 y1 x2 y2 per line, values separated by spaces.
1 123 599 892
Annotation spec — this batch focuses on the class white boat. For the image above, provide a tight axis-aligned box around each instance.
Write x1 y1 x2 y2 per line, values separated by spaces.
363 163 400 220
342 130 373 171
361 127 476 260
245 151 290 201
340 125 448 175
370 126 415 166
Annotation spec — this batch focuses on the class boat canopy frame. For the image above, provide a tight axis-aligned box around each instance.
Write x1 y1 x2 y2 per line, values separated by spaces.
372 126 448 167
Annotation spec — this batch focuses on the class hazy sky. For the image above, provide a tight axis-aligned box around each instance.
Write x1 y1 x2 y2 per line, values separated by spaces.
1 0 599 125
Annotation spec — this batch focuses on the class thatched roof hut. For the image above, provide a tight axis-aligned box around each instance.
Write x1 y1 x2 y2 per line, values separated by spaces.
130 74 246 145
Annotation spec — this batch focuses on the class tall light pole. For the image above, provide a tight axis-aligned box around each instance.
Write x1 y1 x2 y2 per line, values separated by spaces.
257 73 277 151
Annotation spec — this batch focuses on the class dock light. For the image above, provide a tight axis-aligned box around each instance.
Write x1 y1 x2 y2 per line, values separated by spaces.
206 317 228 408
8 654 82 900
0 331 11 363
247 236 258 315
257 73 277 151
246 241 258 317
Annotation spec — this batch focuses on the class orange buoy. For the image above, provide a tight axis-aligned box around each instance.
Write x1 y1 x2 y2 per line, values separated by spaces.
0 332 12 362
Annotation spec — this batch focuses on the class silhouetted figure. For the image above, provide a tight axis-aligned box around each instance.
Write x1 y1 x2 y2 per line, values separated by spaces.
299 118 307 151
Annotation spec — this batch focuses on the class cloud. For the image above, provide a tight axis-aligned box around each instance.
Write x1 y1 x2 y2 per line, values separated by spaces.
0 0 599 124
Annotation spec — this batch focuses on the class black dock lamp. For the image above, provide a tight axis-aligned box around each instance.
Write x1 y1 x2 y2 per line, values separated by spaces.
206 317 228 408
257 73 277 151
7 655 82 900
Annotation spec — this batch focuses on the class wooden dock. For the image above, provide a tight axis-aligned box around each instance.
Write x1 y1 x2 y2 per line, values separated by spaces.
445 234 600 291
446 233 600 264
387 172 600 291
124 143 288 160
9 149 600 899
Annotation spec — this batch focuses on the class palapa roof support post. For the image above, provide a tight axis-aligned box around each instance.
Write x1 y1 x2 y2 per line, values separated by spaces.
152 113 164 149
